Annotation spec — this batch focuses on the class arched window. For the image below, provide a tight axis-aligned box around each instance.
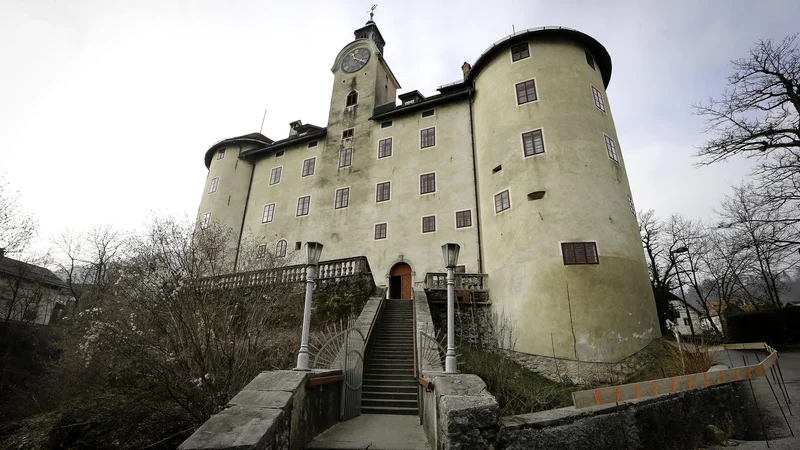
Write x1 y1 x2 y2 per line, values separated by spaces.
276 239 288 258
346 91 358 107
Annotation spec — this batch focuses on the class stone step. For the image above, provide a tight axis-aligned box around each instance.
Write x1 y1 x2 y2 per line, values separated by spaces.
363 378 417 386
369 351 414 356
363 372 415 378
361 385 417 394
360 405 418 416
361 397 419 409
367 360 415 366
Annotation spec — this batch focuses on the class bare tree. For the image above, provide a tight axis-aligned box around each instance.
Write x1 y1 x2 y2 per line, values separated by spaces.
695 34 800 220
0 174 38 255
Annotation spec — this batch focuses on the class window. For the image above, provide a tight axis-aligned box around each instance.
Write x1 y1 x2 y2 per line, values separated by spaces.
201 212 211 229
585 50 595 70
208 247 218 262
376 181 391 202
628 194 636 216
378 137 392 159
295 241 302 250
339 148 353 168
684 318 691 326
308 140 318 148
522 129 545 157
515 79 538 104
374 223 387 240
494 190 511 214
604 134 619 162
421 109 434 118
420 127 436 149
209 176 219 194
335 187 350 209
276 240 287 258
592 86 605 112
420 173 436 194
561 242 599 265
217 149 226 160
269 166 282 185
276 150 285 157
422 215 436 233
302 157 316 177
456 210 472 228
342 128 354 139
346 90 358 107
256 244 267 259
455 265 466 273
511 43 530 62
262 203 275 223
296 196 311 217
381 120 393 129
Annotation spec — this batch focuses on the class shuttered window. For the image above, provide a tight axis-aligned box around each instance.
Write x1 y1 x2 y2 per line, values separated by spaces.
561 242 599 265
515 79 537 104
522 129 545 157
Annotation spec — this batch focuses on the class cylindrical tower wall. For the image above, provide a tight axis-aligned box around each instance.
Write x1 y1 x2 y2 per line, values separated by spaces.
472 33 659 363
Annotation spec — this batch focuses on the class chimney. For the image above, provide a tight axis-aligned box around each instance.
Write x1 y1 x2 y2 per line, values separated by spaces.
461 62 472 80
288 120 303 137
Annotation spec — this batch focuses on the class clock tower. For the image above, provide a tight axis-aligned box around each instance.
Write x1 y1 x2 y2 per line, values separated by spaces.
327 20 400 135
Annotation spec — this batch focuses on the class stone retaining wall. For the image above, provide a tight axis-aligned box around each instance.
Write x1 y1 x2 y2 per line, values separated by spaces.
428 300 495 351
179 369 342 450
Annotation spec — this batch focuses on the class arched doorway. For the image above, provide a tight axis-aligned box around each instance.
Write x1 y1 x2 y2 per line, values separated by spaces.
389 263 413 300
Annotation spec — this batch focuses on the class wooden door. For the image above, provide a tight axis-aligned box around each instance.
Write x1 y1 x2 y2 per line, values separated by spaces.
390 263 413 300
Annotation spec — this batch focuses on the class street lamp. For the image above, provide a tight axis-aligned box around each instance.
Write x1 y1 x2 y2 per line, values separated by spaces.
441 243 460 373
296 241 323 371
669 246 696 337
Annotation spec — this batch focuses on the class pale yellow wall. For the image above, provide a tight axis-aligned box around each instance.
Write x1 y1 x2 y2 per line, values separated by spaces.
239 41 480 285
472 35 658 363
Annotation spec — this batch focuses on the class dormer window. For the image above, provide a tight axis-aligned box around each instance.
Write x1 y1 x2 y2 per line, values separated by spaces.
346 91 358 107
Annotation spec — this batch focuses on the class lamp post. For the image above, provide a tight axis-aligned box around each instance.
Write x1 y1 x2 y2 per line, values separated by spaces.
296 241 323 371
669 246 696 337
441 243 460 373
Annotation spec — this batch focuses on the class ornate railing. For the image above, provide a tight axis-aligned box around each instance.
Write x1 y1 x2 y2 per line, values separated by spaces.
425 272 488 292
197 256 371 290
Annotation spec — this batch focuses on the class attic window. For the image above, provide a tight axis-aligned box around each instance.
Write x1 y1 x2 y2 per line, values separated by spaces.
585 50 595 70
511 43 530 62
217 149 226 160
381 120 393 129
276 151 285 158
527 191 546 201
421 109 434 118
308 141 318 148
492 165 502 173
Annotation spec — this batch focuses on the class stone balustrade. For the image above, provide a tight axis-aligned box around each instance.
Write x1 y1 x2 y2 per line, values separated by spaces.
425 272 488 292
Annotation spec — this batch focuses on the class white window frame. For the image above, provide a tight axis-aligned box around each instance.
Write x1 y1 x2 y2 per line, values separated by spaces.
217 149 226 160
276 239 288 258
419 171 437 196
455 209 474 230
377 136 393 159
592 85 606 112
421 109 435 119
521 128 546 158
269 165 283 186
375 180 392 203
494 189 512 215
256 244 267 259
374 222 388 240
380 120 393 129
209 176 219 194
421 214 437 234
342 127 355 141
514 78 539 106
296 195 311 217
604 133 619 163
201 212 211 229
334 187 350 210
420 126 437 150
262 203 276 223
345 89 359 108
509 42 530 63
301 157 316 178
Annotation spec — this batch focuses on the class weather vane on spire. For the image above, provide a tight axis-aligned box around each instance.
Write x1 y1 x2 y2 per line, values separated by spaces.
368 4 377 21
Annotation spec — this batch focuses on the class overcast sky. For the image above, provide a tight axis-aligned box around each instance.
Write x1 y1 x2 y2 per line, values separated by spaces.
1 0 797 253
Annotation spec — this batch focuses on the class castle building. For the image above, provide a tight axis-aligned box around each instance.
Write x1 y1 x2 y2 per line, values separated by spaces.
196 21 660 366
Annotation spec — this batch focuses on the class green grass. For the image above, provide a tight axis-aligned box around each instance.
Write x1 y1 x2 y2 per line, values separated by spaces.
459 345 576 416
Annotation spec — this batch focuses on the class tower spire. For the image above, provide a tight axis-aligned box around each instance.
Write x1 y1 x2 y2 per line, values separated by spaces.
367 4 377 22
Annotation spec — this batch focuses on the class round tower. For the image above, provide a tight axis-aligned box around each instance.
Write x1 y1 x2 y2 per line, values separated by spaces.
197 133 272 271
468 27 659 365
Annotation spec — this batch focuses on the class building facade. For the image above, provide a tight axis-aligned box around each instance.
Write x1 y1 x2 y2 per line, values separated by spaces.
195 22 660 365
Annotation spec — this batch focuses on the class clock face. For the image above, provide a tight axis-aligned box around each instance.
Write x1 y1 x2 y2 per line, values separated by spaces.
341 48 370 73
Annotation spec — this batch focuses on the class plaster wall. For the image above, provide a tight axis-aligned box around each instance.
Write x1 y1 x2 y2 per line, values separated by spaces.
471 36 658 362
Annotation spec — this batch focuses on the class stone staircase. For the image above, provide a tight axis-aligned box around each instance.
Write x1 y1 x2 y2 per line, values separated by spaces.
361 299 419 415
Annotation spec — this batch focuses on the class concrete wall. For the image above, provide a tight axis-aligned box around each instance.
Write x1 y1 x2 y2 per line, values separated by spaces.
471 34 659 363
179 369 342 450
